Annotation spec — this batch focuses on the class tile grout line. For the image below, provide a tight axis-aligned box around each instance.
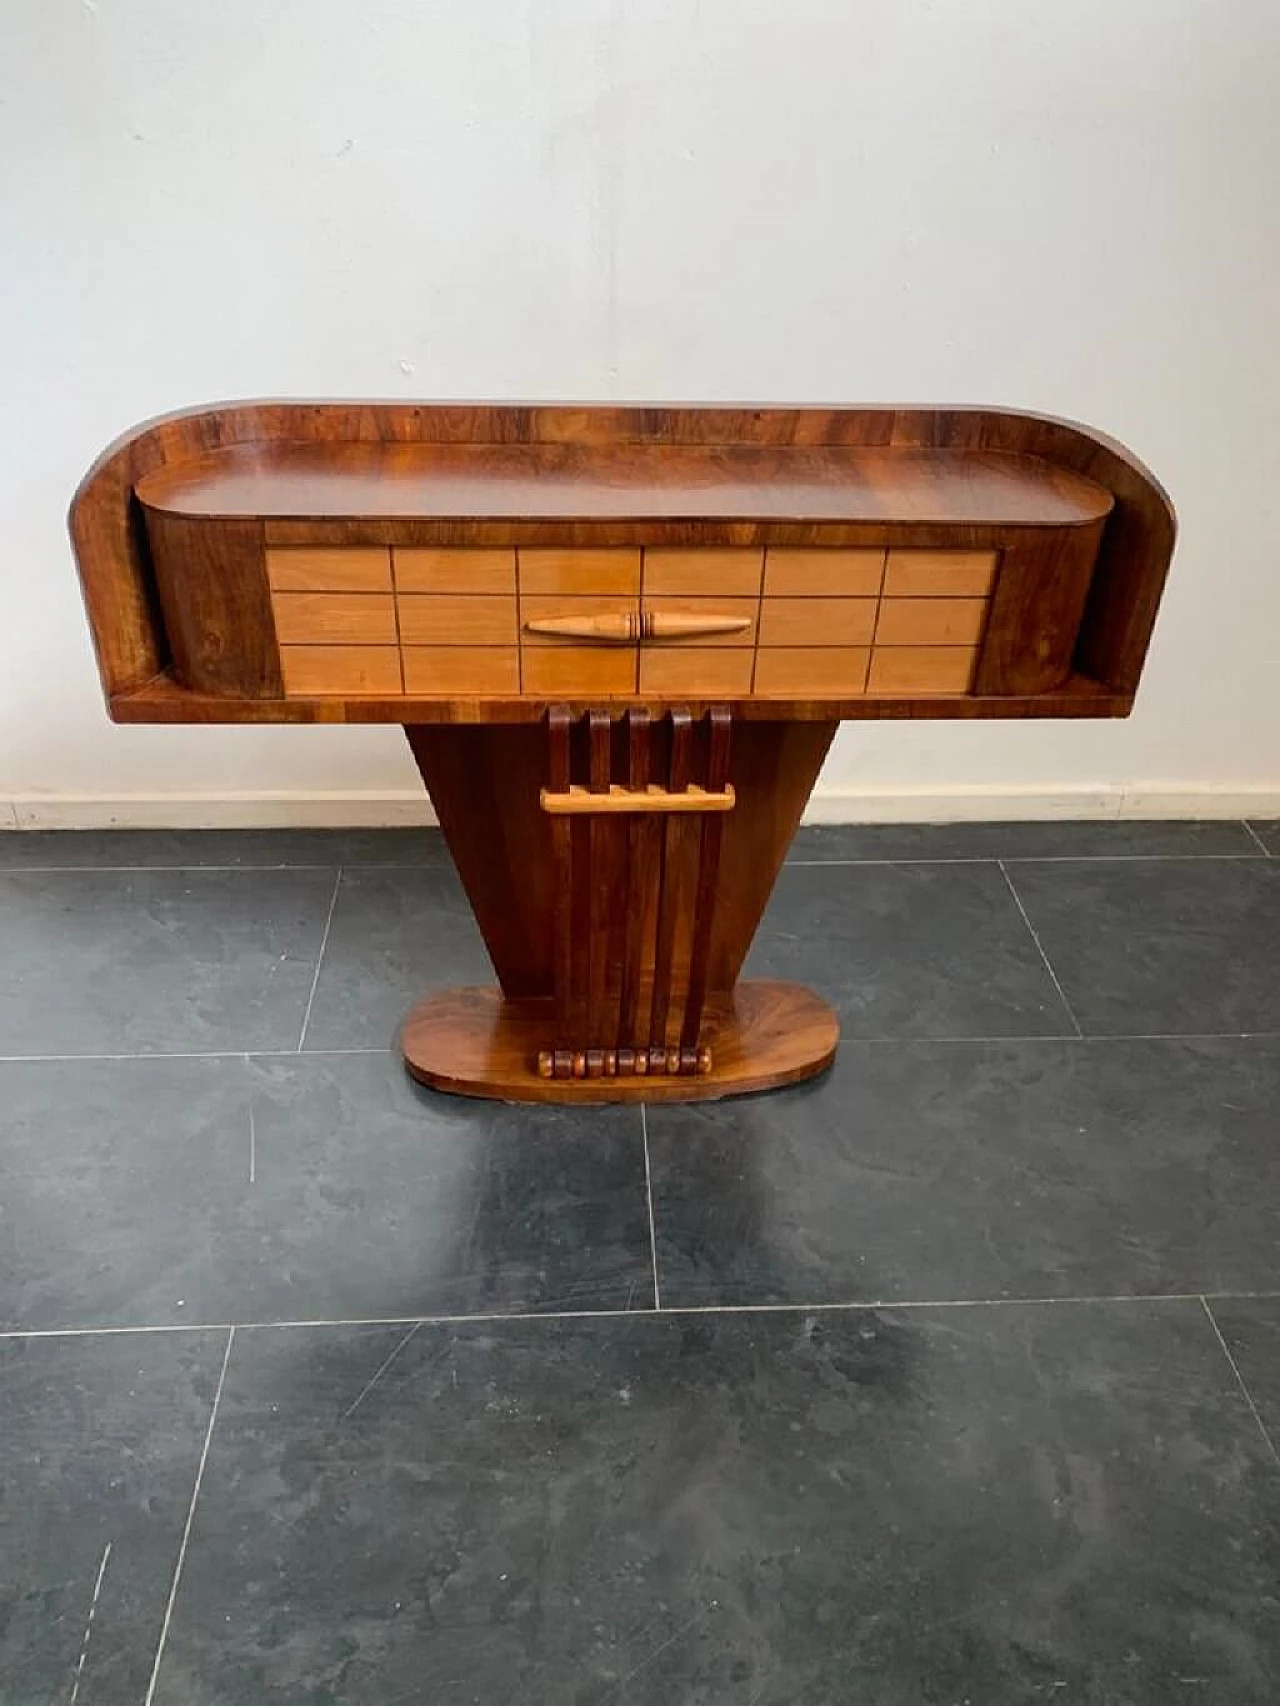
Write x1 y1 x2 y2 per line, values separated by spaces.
340 1322 422 1419
640 1105 662 1310
1200 1296 1280 1469
11 1291 1280 1341
143 1325 235 1706
245 1056 256 1186
1241 820 1272 856
998 859 1084 1038
784 851 1267 867
296 867 343 1052
68 1539 112 1706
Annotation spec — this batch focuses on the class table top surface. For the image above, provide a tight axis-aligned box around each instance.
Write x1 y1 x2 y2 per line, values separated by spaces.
136 440 1114 528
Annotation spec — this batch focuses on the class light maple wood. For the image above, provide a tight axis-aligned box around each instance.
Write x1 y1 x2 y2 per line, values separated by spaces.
521 646 637 695
867 646 977 694
392 547 516 594
875 597 989 646
519 548 641 595
270 592 398 646
758 597 878 648
519 594 639 642
401 647 519 694
280 645 402 696
539 782 737 816
753 648 871 695
639 596 759 644
265 547 392 593
397 594 518 646
526 608 753 642
763 548 885 596
644 548 764 596
883 550 998 597
639 648 755 696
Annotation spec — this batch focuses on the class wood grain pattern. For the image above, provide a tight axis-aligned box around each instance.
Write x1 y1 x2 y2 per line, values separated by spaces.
519 548 641 595
639 595 759 645
866 646 977 694
974 522 1105 696
401 647 519 694
763 548 885 596
644 548 764 596
521 646 637 695
874 598 988 647
270 592 397 646
393 547 515 593
883 549 997 597
280 645 402 696
758 597 878 648
753 648 871 695
639 649 754 696
397 594 518 646
265 547 392 593
146 513 282 697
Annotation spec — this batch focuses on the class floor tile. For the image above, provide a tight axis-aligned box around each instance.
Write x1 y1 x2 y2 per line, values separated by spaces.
301 865 492 1051
647 1037 1280 1307
0 1053 652 1331
0 828 448 869
789 818 1261 862
0 1329 228 1704
746 861 1072 1037
1006 857 1280 1036
1207 1299 1280 1451
154 1304 1279 1705
0 867 337 1056
1248 820 1280 855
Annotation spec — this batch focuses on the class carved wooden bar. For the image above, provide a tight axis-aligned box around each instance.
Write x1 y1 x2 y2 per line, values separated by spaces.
69 403 1175 1104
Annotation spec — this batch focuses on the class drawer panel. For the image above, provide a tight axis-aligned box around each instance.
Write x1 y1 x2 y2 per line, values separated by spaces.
402 647 520 694
393 548 516 594
883 550 997 597
271 592 397 646
754 648 870 696
867 646 977 694
521 646 637 695
280 645 402 696
265 548 392 594
397 594 518 646
644 549 763 597
763 548 885 597
520 594 639 644
758 597 877 648
640 595 759 646
875 598 987 647
518 549 641 595
639 648 755 695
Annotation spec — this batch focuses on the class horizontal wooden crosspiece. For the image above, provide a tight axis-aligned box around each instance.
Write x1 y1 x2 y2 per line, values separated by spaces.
539 782 736 816
523 610 753 643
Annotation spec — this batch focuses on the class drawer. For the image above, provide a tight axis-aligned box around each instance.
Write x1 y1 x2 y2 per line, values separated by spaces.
867 646 977 694
270 592 397 646
875 598 987 647
639 648 755 695
754 648 870 695
758 597 877 648
279 645 402 696
643 549 763 597
521 646 637 695
520 594 639 644
763 548 884 597
402 647 520 694
397 594 518 646
265 548 392 593
882 550 997 597
518 549 640 595
393 548 516 594
640 595 759 646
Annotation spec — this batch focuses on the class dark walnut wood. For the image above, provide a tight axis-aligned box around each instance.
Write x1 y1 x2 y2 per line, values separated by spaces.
68 402 1175 1104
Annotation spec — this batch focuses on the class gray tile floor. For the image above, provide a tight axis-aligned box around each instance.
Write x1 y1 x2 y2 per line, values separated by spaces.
2 822 1278 1704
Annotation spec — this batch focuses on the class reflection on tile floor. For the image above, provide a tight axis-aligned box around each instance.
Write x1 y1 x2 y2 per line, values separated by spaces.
1 822 1277 1703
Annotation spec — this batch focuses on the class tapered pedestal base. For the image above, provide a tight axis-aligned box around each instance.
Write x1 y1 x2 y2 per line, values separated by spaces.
400 979 838 1104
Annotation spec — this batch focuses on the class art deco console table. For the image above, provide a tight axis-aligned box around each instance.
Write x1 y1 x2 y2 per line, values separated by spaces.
70 404 1174 1102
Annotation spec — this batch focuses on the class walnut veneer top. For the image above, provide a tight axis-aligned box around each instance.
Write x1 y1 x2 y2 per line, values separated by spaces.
136 441 1113 528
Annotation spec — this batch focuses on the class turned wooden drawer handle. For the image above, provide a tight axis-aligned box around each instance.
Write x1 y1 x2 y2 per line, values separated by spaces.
523 611 752 643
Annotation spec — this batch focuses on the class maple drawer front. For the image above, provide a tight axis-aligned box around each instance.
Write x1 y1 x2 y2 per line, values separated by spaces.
280 646 402 696
640 595 760 646
402 648 520 695
393 548 516 594
753 648 871 696
875 598 988 647
521 646 637 695
644 549 763 597
758 597 877 648
882 551 998 598
763 549 885 597
397 595 518 646
867 646 977 694
639 649 755 695
518 549 641 596
270 593 397 646
265 548 392 594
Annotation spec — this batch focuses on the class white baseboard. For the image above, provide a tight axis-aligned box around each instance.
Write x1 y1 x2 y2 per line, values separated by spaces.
4 783 1279 831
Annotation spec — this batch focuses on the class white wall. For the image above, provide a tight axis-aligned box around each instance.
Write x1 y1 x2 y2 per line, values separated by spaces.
3 0 1278 825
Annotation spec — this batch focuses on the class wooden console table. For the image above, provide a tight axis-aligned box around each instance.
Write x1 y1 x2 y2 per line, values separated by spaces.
70 404 1174 1102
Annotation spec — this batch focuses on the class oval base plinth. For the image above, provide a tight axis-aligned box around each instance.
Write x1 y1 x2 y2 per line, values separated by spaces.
400 979 838 1104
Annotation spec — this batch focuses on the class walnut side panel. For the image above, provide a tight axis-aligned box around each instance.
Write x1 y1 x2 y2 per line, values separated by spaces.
144 511 282 697
974 521 1106 696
